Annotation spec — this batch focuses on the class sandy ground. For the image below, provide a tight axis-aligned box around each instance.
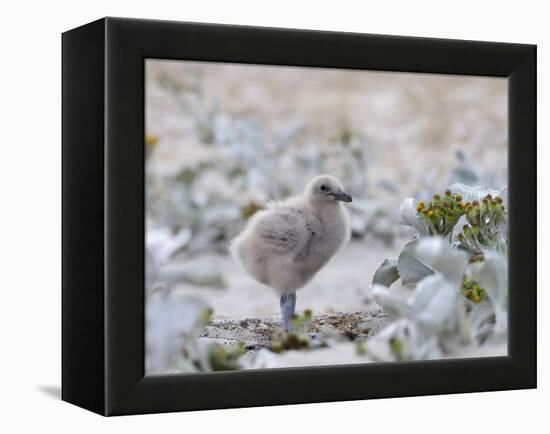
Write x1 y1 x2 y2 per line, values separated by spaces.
200 306 390 351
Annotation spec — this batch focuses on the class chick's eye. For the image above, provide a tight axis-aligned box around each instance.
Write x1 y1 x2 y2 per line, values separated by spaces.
320 185 327 191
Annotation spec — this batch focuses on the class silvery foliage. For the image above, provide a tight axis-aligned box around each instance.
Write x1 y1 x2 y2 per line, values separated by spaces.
448 149 506 192
414 150 505 203
395 237 434 285
242 341 372 369
349 197 390 241
468 252 508 342
146 227 225 291
372 259 399 287
147 293 245 374
371 238 467 360
146 293 211 374
371 237 507 360
370 183 508 361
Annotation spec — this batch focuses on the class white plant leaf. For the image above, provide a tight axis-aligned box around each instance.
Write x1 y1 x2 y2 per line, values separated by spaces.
398 198 430 236
376 178 399 193
468 301 496 343
499 186 508 204
469 252 508 338
414 236 468 284
409 330 443 360
203 204 241 226
146 294 210 374
371 284 412 318
369 319 442 361
349 198 382 235
372 259 400 287
242 342 374 369
448 183 500 202
411 274 460 335
397 237 434 285
448 149 480 186
449 166 479 186
147 257 226 291
367 319 413 361
147 227 192 265
370 236 498 361
178 258 226 288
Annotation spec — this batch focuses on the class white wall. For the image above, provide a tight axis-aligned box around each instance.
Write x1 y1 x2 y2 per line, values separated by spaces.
1 1 546 432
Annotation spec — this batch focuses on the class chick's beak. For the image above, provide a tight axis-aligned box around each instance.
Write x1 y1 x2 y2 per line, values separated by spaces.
335 190 352 202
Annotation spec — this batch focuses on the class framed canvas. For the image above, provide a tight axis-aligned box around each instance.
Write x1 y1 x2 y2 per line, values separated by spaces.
62 17 536 416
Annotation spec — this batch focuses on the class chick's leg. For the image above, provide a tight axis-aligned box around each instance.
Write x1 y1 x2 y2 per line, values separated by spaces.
280 292 296 333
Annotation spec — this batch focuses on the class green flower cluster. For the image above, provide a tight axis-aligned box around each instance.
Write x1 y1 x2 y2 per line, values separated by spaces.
145 133 159 159
206 342 245 371
268 309 313 353
457 194 507 254
468 254 485 264
416 190 466 235
268 333 310 353
389 337 405 361
180 307 246 372
240 201 264 220
175 162 212 185
461 277 486 303
290 308 313 331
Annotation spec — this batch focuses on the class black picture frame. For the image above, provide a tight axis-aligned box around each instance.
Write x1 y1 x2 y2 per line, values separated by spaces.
62 17 536 416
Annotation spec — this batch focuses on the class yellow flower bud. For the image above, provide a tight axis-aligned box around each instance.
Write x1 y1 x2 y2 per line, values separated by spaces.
145 133 159 146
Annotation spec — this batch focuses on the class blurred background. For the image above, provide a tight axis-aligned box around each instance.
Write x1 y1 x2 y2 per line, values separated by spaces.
145 59 507 372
